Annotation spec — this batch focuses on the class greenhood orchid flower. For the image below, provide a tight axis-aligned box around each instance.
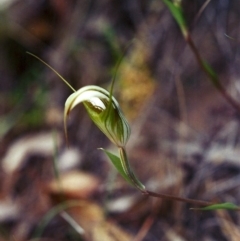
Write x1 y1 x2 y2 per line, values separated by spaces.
64 85 145 192
26 52 145 192
28 47 219 204
64 85 131 147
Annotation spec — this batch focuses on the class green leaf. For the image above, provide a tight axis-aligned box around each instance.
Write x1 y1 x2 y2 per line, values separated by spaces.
191 202 240 211
101 148 146 191
162 0 188 37
100 148 134 186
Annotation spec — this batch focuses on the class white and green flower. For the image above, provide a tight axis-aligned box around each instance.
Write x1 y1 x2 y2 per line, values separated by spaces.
64 85 131 147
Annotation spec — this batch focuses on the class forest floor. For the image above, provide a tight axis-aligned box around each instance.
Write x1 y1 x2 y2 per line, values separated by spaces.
1 1 240 241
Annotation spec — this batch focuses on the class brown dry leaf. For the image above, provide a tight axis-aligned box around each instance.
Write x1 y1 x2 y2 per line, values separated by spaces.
106 194 140 213
162 224 187 241
67 200 133 241
106 193 150 224
91 221 132 241
216 209 240 241
2 132 62 174
47 171 100 199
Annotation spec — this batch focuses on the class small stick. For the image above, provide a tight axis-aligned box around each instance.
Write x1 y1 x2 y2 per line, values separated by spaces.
144 190 214 206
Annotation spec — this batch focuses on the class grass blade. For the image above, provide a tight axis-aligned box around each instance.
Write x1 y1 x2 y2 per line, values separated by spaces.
191 202 240 211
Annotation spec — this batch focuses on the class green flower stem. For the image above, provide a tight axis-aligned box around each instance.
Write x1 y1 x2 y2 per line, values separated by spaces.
119 147 146 192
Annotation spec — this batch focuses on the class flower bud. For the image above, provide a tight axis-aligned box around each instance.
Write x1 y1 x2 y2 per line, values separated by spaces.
64 85 131 147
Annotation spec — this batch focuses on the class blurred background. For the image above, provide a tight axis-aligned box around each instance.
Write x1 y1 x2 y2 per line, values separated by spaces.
1 0 240 240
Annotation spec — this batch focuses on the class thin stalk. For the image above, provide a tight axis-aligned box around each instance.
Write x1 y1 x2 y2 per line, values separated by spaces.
32 201 83 239
162 1 240 114
26 52 76 92
193 0 211 25
144 190 214 206
119 148 213 206
185 34 240 114
109 40 134 98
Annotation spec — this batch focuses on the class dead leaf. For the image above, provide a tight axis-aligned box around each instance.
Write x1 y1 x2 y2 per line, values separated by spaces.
47 171 100 199
217 209 240 241
2 132 62 174
67 200 133 241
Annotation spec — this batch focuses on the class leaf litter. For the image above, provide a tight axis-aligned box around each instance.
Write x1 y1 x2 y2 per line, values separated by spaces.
1 1 240 241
